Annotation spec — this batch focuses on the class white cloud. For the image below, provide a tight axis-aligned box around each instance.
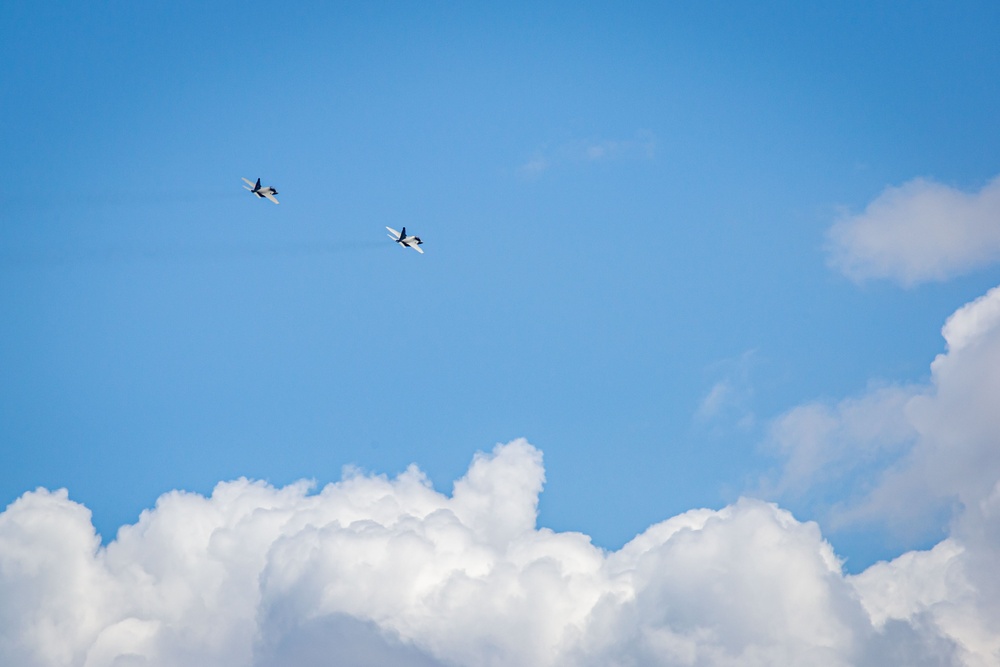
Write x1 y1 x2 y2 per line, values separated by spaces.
3 438 998 666
767 384 920 497
518 132 656 177
769 283 1000 542
850 481 1000 667
760 282 1000 666
827 175 1000 286
696 351 758 431
519 155 549 176
698 379 736 419
942 283 1000 352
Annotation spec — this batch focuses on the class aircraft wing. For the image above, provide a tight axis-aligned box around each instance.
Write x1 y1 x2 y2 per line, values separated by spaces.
386 227 401 240
264 192 279 204
241 177 255 189
408 243 424 254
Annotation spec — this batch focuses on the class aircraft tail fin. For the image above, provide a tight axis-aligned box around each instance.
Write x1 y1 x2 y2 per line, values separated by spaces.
255 178 261 190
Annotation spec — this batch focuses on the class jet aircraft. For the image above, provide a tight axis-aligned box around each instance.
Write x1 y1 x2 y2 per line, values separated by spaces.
242 177 279 204
386 226 424 253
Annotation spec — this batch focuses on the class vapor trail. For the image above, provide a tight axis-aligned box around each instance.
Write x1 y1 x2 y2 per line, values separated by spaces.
0 238 390 267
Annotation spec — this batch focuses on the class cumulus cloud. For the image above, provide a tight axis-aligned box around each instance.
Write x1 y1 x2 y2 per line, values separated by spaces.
827 175 1000 285
3 438 998 666
768 283 1000 538
850 480 1000 667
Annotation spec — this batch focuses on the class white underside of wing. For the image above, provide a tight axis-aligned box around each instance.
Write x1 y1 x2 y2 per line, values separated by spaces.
386 227 401 240
264 192 279 204
242 177 254 187
408 243 424 254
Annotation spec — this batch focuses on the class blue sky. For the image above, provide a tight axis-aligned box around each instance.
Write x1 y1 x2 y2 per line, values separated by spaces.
4 0 1000 579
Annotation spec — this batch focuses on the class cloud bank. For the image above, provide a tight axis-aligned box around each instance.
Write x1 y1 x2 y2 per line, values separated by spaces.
827 175 1000 285
3 433 999 665
6 284 1000 667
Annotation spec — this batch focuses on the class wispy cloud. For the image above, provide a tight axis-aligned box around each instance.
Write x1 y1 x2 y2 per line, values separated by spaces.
696 350 758 431
518 131 656 177
827 175 1000 286
3 434 1000 665
519 154 550 176
766 384 920 498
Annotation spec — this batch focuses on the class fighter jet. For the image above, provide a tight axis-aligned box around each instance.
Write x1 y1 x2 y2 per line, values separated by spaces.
242 177 279 204
386 226 424 253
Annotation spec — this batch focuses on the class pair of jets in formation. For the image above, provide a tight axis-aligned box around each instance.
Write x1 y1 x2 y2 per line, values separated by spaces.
241 177 425 254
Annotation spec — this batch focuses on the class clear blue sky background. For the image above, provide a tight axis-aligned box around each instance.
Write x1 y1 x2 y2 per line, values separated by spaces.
3 1 999 571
